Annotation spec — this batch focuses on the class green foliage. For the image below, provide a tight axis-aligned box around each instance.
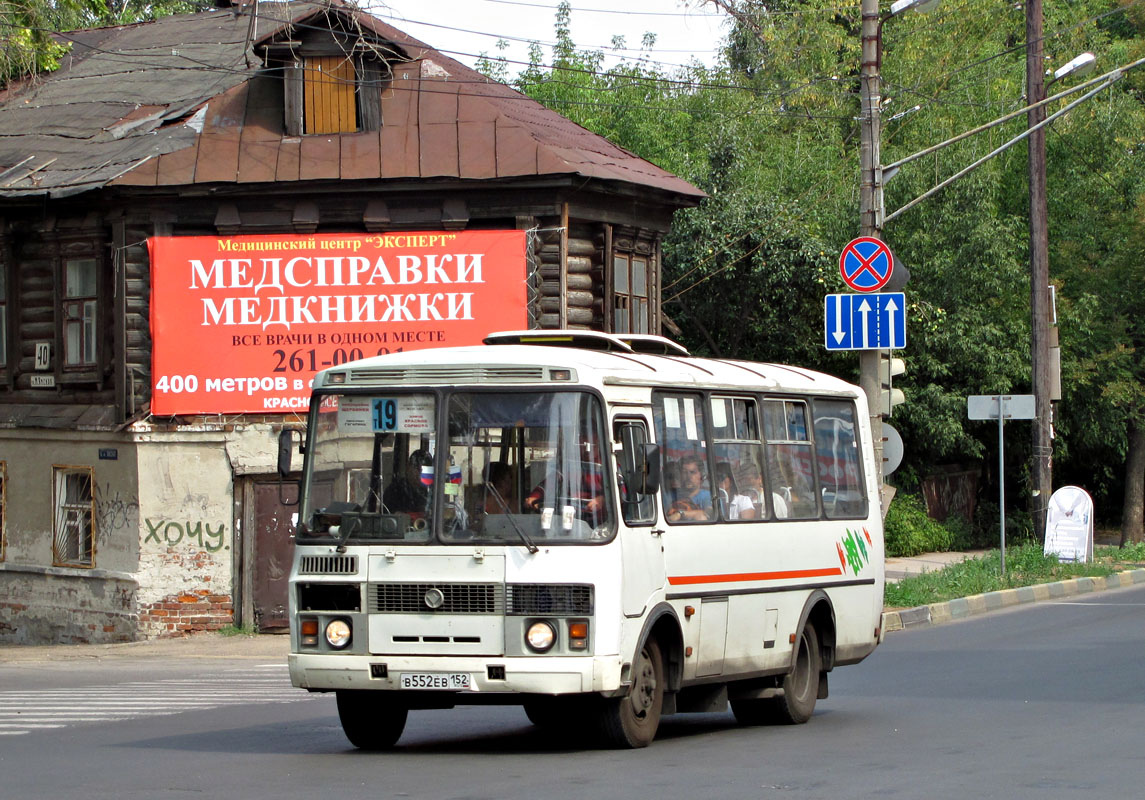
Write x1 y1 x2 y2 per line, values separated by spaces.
216 622 256 637
884 493 957 557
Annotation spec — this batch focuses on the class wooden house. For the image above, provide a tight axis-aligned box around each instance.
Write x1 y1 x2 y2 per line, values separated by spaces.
0 1 703 643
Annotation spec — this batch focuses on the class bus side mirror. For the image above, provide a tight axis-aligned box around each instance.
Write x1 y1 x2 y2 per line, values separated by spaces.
621 443 661 496
639 443 662 495
277 429 302 508
277 429 296 479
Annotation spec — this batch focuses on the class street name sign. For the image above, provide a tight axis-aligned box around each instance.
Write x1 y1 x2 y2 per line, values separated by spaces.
967 394 1035 420
824 292 906 350
967 392 1036 575
839 237 894 292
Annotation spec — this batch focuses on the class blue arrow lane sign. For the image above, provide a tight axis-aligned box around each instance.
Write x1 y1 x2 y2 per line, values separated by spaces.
824 292 907 350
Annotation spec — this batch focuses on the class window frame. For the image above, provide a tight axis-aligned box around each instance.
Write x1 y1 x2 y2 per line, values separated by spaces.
53 243 106 384
52 465 95 568
761 397 821 520
611 251 651 334
811 397 869 519
614 418 657 526
710 395 768 522
654 391 716 525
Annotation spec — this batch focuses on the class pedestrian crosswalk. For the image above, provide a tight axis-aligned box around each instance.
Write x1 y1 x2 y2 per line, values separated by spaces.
0 664 316 736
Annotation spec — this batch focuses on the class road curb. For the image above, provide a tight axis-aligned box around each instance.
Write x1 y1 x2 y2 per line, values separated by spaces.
881 567 1145 633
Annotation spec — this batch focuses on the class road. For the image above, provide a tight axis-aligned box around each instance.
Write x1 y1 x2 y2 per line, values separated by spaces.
1 584 1143 800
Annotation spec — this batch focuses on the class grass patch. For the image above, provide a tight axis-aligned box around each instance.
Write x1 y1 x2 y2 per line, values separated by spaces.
885 542 1145 609
216 623 257 637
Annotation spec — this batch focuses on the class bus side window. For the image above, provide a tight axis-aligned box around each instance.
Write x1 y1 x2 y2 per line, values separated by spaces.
711 396 764 522
654 393 715 524
614 420 657 525
762 399 819 520
812 399 868 518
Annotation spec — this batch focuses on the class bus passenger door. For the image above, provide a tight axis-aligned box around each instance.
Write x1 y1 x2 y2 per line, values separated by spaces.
615 418 666 617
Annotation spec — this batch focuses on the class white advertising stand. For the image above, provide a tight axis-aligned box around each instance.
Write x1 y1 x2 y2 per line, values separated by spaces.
1044 486 1095 563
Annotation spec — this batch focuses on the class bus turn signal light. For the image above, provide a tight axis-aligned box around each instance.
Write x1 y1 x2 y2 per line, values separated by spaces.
568 621 589 650
301 618 319 647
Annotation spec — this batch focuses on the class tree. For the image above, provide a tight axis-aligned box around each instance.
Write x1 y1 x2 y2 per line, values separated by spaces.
2 0 212 87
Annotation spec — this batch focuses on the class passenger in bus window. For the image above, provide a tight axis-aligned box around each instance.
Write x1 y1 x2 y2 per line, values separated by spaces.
524 445 606 523
667 454 713 522
737 463 765 511
383 449 432 516
716 462 756 520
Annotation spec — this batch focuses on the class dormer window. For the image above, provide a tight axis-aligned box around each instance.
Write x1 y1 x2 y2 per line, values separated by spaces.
303 56 358 134
263 15 388 136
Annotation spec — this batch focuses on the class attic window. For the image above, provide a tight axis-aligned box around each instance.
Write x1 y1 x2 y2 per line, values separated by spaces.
280 51 384 136
303 55 358 134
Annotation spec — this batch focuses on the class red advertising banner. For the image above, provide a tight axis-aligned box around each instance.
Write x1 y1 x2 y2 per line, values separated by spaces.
148 230 528 415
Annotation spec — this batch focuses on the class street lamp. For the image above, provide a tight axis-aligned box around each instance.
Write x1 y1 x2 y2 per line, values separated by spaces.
1051 52 1096 83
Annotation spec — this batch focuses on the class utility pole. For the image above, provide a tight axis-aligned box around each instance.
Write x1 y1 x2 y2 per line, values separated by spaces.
1027 0 1052 539
859 0 885 488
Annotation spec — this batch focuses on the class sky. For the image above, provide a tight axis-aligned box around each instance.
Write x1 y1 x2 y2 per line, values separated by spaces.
365 0 731 72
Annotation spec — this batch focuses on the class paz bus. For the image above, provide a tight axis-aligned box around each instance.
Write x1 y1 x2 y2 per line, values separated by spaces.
278 330 884 749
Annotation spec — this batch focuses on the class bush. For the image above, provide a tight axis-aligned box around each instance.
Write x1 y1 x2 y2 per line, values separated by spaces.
884 493 956 557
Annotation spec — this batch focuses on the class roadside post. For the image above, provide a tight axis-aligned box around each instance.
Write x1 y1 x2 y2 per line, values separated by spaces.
968 394 1036 574
827 237 906 507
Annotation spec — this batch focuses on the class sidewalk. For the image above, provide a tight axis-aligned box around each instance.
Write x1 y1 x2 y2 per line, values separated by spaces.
885 549 989 583
0 631 290 663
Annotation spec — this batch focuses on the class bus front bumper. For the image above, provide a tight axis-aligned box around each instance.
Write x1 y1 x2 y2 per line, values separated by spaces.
288 652 624 695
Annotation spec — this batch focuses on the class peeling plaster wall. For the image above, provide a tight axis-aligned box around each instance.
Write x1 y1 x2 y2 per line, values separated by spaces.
135 432 235 637
133 423 283 637
0 431 140 644
0 423 287 643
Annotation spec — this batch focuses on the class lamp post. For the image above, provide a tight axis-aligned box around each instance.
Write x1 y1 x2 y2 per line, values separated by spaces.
859 0 938 497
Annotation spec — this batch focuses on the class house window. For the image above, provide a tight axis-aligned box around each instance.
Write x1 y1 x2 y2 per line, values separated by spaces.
0 461 6 562
63 258 98 367
53 466 94 568
613 253 650 334
304 55 358 134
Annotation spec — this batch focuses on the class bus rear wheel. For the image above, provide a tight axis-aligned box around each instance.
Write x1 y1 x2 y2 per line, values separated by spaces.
596 637 664 748
336 690 408 750
731 622 821 726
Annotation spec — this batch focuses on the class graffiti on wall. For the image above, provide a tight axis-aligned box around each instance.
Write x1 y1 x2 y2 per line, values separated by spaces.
144 519 228 552
95 483 140 544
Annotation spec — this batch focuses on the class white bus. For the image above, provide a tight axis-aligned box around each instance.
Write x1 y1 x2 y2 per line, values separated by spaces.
279 330 884 749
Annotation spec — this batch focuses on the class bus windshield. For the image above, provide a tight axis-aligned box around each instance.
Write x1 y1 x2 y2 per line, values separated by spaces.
298 390 615 545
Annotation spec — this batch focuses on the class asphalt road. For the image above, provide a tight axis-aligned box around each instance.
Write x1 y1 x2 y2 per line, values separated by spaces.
1 583 1143 800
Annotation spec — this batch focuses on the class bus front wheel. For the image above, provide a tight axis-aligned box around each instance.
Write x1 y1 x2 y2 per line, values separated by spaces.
731 621 821 726
336 690 408 750
596 637 664 748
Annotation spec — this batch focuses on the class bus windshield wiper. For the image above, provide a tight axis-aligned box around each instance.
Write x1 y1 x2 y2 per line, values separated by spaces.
487 483 538 554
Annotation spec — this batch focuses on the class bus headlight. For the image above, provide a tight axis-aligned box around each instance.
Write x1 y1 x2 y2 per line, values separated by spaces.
525 620 556 653
325 619 352 649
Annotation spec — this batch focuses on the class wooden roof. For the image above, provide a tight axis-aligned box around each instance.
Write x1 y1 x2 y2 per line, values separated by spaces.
0 1 703 202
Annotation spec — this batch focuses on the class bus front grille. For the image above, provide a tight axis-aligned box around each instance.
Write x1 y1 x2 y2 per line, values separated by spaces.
507 584 594 615
299 555 358 575
369 582 504 614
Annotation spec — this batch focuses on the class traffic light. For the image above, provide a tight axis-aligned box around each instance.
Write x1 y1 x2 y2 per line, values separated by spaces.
879 351 905 417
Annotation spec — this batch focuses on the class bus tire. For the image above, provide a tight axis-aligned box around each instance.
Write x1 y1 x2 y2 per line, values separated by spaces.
336 690 408 750
596 637 664 748
731 622 821 726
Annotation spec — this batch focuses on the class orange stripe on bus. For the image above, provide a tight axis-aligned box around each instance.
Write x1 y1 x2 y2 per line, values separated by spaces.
667 567 844 586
